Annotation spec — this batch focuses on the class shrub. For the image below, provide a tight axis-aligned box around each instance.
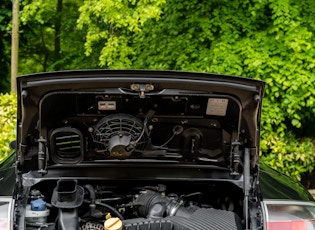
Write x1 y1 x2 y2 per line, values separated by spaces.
260 131 315 181
260 95 315 182
0 92 17 162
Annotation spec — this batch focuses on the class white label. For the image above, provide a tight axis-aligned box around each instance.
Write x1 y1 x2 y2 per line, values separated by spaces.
206 98 228 116
98 101 116 110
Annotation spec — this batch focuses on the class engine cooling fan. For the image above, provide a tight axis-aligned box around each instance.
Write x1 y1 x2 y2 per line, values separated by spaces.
93 114 149 159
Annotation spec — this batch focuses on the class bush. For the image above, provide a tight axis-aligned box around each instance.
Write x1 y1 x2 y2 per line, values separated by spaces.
0 92 17 162
260 95 315 182
260 131 315 181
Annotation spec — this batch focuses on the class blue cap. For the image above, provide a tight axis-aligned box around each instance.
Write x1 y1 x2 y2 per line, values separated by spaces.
30 198 46 211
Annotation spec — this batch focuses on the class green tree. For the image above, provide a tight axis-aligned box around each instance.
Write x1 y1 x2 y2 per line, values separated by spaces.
0 93 16 162
76 0 166 68
0 0 12 92
19 0 99 73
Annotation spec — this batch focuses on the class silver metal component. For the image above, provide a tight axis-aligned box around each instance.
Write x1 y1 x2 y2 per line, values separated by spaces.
167 200 181 216
80 222 104 230
108 135 132 158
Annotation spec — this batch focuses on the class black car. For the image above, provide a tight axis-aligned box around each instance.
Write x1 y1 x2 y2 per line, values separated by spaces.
0 70 315 230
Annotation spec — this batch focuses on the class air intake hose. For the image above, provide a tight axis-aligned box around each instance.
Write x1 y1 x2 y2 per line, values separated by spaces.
51 179 84 230
134 192 193 219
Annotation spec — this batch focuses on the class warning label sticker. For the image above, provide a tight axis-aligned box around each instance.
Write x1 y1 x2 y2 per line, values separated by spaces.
98 101 116 110
206 98 229 116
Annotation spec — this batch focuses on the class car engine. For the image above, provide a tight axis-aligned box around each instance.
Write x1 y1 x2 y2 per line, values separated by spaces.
22 179 244 230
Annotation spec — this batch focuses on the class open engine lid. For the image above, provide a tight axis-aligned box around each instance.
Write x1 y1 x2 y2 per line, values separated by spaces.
16 70 265 175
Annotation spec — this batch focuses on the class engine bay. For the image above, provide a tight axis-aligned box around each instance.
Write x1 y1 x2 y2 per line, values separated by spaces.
17 91 248 230
22 179 244 230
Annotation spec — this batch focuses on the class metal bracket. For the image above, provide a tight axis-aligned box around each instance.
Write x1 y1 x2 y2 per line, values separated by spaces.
230 140 242 176
37 136 47 175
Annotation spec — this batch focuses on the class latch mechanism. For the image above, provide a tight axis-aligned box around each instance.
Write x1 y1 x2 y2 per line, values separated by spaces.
130 83 154 98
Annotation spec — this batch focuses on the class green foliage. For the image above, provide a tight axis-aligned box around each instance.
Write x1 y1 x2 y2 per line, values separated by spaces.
0 93 17 162
0 0 12 92
19 0 99 73
77 0 166 68
260 132 315 181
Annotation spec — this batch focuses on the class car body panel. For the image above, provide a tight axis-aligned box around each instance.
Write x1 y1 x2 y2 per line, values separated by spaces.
0 153 15 196
16 69 265 171
259 162 314 201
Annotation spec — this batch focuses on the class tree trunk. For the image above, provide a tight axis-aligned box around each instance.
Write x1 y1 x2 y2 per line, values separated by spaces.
11 0 19 92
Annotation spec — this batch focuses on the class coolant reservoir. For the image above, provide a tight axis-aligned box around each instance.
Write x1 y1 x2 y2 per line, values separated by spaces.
25 198 50 226
104 217 122 230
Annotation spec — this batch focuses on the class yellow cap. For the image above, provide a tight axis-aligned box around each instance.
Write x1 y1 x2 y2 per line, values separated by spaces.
104 217 123 230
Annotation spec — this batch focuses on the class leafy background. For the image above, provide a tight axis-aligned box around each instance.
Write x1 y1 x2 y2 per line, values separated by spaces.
1 0 315 182
0 93 16 162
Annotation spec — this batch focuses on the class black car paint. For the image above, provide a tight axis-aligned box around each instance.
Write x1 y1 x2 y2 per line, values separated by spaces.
259 162 314 201
0 153 15 196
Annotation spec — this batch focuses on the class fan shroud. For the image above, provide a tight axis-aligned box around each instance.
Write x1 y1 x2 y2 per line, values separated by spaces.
93 114 149 158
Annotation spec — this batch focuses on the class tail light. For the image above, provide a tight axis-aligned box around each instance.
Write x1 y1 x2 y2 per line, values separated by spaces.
263 200 315 230
0 197 14 230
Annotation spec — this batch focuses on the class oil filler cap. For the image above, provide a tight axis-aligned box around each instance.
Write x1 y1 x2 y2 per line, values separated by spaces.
104 217 122 230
